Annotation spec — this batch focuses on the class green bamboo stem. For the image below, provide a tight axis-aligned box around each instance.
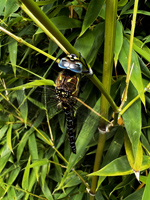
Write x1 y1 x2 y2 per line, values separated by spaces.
0 26 56 62
119 0 139 110
90 0 118 198
20 0 76 55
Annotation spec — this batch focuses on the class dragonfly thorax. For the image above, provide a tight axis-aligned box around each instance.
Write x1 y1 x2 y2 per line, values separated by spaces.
55 70 79 154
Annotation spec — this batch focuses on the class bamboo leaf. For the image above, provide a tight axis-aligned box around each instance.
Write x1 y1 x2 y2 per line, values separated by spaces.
0 152 11 173
118 0 128 7
7 187 17 200
125 133 143 178
30 159 49 168
15 79 28 125
27 96 46 110
51 16 82 30
114 21 123 67
122 83 141 158
6 124 13 153
4 0 19 19
74 30 95 59
125 34 150 63
119 37 145 105
123 188 144 200
80 0 105 37
142 173 150 200
1 79 55 91
17 111 46 161
8 38 17 75
89 155 150 177
0 125 8 140
22 156 31 190
41 181 54 200
28 133 39 180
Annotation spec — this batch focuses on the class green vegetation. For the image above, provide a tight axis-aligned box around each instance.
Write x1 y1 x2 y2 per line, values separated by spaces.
0 0 150 199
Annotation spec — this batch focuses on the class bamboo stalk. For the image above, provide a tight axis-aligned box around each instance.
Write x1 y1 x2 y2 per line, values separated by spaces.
0 26 56 62
90 0 118 198
119 0 139 110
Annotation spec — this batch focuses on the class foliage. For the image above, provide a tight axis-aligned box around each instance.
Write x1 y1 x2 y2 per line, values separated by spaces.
0 0 150 199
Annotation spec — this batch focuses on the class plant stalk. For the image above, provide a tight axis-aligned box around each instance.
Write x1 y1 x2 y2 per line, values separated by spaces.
119 0 139 110
90 0 118 198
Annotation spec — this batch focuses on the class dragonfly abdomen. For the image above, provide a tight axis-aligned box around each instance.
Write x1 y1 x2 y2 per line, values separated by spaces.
64 108 76 154
55 70 79 154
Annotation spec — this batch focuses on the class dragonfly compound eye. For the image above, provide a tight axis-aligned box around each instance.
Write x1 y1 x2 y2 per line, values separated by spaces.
58 56 83 73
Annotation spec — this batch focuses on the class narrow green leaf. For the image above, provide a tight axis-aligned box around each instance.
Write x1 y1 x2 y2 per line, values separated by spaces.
122 83 141 158
41 181 54 200
0 125 8 140
114 21 123 67
118 0 128 7
74 30 95 59
7 187 17 200
125 34 150 63
86 22 105 64
140 175 147 184
41 162 50 187
5 167 21 194
27 96 46 110
119 0 134 16
6 124 13 153
125 133 143 173
16 79 28 125
8 38 17 75
97 127 125 187
51 16 82 30
7 166 21 184
28 133 39 180
24 169 37 200
63 171 86 188
80 0 105 37
74 183 86 200
22 156 31 190
89 155 150 177
7 79 55 91
142 173 150 200
30 159 49 168
124 188 144 200
4 0 19 19
119 37 145 105
17 111 45 161
0 152 11 173
0 0 6 15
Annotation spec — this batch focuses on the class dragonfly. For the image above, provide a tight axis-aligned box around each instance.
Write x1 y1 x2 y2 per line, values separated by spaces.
12 54 110 154
55 54 93 154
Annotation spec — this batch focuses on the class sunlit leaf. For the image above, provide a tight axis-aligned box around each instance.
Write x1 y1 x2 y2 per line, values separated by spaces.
122 83 141 158
89 155 150 177
41 181 54 200
1 79 55 91
142 173 150 200
22 156 31 190
6 124 13 153
124 133 143 179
